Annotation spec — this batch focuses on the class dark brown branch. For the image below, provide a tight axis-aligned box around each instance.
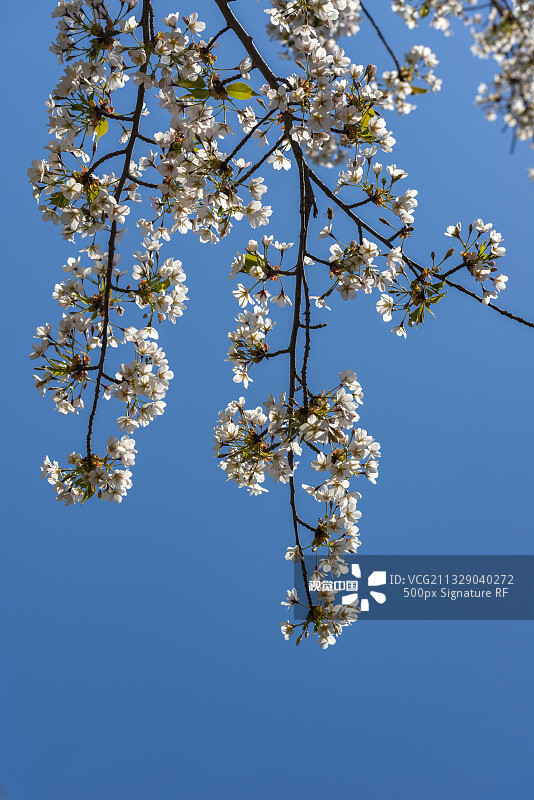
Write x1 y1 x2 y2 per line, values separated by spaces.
149 2 155 42
137 132 157 145
207 24 230 48
214 0 315 607
307 168 534 329
97 108 134 122
306 252 332 267
234 135 286 187
443 277 534 328
213 0 279 90
221 72 246 86
263 347 290 359
301 322 327 330
128 173 161 189
303 440 321 455
440 262 467 278
110 283 138 294
348 197 373 209
86 0 152 458
296 516 317 534
301 265 311 413
286 160 313 605
86 149 127 177
360 1 401 71
222 108 276 167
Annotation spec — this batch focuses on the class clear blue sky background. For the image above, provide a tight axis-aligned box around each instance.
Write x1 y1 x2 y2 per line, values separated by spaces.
1 2 533 798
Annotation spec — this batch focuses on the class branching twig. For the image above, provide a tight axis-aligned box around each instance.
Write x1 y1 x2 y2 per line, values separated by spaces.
222 108 277 167
307 169 534 329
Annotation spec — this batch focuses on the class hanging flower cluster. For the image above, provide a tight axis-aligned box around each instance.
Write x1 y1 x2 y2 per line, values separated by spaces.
266 1 442 129
31 0 277 504
392 0 534 171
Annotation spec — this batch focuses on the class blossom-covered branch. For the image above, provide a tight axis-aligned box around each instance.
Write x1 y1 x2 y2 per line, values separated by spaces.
31 0 532 648
392 0 534 167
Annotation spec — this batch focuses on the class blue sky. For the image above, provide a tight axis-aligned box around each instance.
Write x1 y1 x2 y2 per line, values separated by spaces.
1 1 533 798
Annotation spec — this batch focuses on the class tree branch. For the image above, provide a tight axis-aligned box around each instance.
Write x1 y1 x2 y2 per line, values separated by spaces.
360 1 401 71
307 169 534 329
86 0 152 458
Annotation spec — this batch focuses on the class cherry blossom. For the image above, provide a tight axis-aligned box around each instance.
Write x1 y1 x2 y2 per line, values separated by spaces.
30 0 532 648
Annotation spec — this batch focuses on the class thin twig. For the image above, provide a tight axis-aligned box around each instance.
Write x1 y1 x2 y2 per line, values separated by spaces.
234 135 286 187
86 149 127 177
443 277 534 328
207 24 230 48
128 173 161 189
307 168 534 329
137 132 157 146
360 1 401 71
222 108 276 166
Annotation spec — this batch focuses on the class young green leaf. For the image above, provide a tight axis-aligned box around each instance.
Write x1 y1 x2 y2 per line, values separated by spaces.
94 119 108 141
226 82 256 100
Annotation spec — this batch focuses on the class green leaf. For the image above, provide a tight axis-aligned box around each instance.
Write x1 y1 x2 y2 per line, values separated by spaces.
359 107 377 136
409 304 426 325
81 484 95 503
88 44 101 62
410 86 429 95
49 191 70 208
360 107 376 125
94 118 108 140
178 77 206 90
226 82 256 100
421 3 430 17
86 185 100 203
240 252 260 275
186 88 210 100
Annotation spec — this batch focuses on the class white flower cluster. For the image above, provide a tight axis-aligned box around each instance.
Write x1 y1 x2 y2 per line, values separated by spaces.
215 369 380 649
31 222 185 503
227 236 298 387
444 219 508 304
267 2 442 122
266 0 362 53
29 0 280 503
391 0 473 34
315 207 508 336
228 294 275 389
263 10 398 167
392 1 534 171
41 434 136 505
214 395 299 492
380 45 442 116
327 237 404 301
336 157 417 220
215 223 384 646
